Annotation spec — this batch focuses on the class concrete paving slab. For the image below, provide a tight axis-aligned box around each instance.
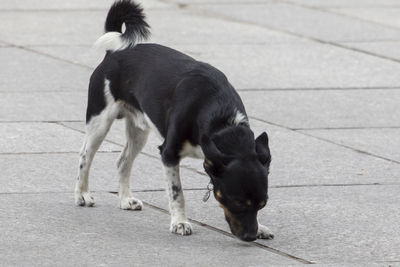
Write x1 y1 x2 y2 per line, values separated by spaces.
148 9 302 45
195 3 400 42
61 120 207 174
0 47 91 92
0 7 299 46
0 151 207 194
249 120 400 186
240 89 400 129
61 117 400 187
169 0 275 4
342 41 400 62
137 185 400 264
25 45 104 70
170 43 400 89
29 42 400 90
61 120 160 157
0 192 298 266
299 128 400 163
0 92 86 121
329 7 400 28
0 10 106 46
0 122 118 153
287 0 400 8
0 0 167 10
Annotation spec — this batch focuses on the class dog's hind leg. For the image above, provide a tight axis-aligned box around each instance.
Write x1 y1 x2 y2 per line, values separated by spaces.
163 164 192 235
117 113 149 210
75 79 118 207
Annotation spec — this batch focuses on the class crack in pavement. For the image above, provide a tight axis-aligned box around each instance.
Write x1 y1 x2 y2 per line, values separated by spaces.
249 116 400 165
173 2 400 65
142 199 315 264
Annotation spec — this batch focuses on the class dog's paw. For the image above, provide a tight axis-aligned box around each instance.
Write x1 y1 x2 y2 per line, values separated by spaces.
75 191 95 207
257 224 274 239
120 197 143 210
170 221 193 236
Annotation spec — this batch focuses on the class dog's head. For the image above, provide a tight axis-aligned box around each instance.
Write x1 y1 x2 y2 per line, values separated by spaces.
202 129 271 241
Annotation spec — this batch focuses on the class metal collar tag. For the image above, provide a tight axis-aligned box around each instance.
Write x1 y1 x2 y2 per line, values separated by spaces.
202 181 214 202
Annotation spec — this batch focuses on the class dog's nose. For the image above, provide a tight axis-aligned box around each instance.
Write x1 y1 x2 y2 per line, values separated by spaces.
241 233 257 242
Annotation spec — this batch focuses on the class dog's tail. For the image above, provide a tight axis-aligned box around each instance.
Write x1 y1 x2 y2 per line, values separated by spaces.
94 0 150 52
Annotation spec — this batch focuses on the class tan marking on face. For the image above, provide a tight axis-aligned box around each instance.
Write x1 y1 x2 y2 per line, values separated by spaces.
259 201 266 207
216 190 222 199
246 200 252 206
220 203 243 236
204 158 213 167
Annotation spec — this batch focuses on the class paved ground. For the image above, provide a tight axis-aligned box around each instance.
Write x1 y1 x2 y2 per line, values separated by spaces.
1 0 400 266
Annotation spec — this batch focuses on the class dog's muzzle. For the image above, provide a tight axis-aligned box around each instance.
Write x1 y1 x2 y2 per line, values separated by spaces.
222 207 258 242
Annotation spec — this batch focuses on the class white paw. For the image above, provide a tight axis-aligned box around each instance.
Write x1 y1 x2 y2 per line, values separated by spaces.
170 221 193 236
75 192 95 207
257 224 274 239
120 197 143 210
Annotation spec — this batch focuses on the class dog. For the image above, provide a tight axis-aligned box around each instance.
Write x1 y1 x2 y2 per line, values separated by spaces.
75 0 273 242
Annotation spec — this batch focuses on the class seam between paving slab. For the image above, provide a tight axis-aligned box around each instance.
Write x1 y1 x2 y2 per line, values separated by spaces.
141 199 314 264
56 122 207 177
54 122 400 188
3 41 400 92
3 183 400 196
174 3 400 65
293 126 400 130
237 86 400 92
282 0 400 32
249 116 400 165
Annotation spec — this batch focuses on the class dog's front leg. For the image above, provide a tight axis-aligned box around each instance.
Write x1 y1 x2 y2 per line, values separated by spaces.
163 165 192 236
257 220 274 239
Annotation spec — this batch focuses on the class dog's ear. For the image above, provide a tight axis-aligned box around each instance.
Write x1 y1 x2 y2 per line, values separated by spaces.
255 132 271 165
201 135 232 177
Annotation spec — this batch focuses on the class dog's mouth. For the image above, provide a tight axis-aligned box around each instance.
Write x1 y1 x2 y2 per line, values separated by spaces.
221 206 258 242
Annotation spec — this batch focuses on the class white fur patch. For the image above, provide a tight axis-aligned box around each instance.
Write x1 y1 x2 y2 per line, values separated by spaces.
130 110 147 131
233 110 248 125
94 32 129 52
179 141 204 159
103 79 122 118
163 165 192 235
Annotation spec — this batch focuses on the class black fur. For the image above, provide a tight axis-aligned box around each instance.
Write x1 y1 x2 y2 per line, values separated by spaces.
105 0 150 46
87 0 271 242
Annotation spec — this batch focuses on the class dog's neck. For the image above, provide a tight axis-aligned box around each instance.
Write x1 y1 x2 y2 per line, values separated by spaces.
201 109 255 158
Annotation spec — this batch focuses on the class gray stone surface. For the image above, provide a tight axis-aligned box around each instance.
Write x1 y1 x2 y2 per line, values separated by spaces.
240 89 400 129
167 43 400 89
2 0 400 265
0 11 106 46
0 151 207 193
287 0 400 8
0 7 298 46
0 47 91 92
0 193 297 266
343 41 400 62
138 185 400 264
28 42 400 90
0 0 167 10
299 128 400 162
0 122 118 153
0 92 86 121
62 119 400 188
195 2 400 42
329 7 400 28
250 120 400 186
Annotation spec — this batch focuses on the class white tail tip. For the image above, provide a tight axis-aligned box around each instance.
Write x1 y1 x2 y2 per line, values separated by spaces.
93 32 129 52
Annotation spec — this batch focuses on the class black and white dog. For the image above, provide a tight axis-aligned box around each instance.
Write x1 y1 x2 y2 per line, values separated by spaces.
75 0 273 242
